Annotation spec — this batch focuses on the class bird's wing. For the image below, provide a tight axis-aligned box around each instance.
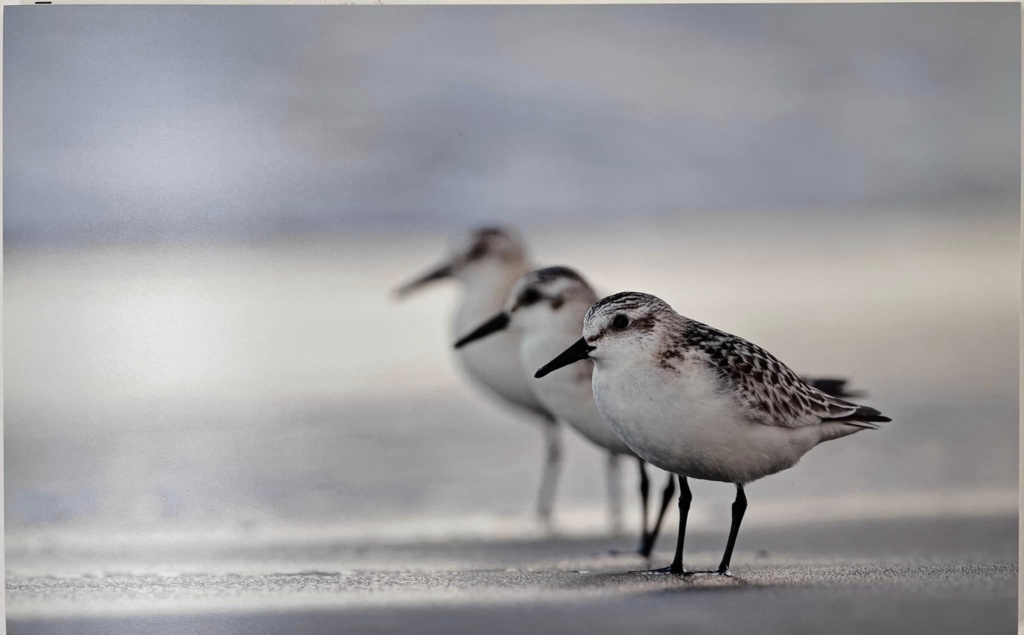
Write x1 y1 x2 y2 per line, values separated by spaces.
681 323 889 429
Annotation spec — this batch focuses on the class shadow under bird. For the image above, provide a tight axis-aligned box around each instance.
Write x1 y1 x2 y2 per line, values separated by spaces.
535 291 891 576
395 228 564 524
454 266 677 555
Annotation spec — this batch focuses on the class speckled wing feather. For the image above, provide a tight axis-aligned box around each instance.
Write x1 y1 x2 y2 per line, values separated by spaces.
679 321 890 429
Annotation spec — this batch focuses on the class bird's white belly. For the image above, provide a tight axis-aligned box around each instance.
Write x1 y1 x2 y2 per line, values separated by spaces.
592 365 815 483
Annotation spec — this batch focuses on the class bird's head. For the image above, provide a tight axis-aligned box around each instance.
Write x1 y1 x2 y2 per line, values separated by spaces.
453 266 596 349
394 227 528 298
535 292 678 378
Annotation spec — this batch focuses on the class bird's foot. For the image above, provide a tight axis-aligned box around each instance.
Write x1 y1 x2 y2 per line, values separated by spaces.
596 535 656 558
535 512 556 536
599 548 644 557
631 564 698 576
636 537 655 559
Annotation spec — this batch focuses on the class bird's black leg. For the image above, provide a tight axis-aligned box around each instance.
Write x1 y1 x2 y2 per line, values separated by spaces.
639 471 675 558
717 484 747 575
636 459 650 552
669 475 692 575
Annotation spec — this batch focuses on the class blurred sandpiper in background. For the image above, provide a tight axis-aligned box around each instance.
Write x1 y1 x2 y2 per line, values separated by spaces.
3 4 1019 634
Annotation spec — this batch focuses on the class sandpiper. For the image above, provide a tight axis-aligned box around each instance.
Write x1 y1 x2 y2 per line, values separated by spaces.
535 291 890 575
396 228 564 523
454 266 677 554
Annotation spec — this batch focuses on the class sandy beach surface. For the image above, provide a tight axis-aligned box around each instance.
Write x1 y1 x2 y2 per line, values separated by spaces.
7 513 1016 635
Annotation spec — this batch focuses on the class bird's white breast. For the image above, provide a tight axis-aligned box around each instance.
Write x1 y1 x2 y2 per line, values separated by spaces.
520 329 634 456
454 283 547 418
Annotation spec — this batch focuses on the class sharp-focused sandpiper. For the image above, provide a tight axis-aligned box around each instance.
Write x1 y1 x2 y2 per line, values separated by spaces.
535 291 890 575
454 266 677 554
396 228 564 523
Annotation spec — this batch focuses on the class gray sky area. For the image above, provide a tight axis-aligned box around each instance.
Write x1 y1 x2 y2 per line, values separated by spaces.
4 4 1020 244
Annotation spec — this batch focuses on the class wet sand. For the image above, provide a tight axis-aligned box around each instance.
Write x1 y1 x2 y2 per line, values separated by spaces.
8 514 1017 635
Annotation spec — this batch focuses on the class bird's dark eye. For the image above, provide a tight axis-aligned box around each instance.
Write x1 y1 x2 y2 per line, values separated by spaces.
612 314 629 330
466 242 488 261
520 288 541 305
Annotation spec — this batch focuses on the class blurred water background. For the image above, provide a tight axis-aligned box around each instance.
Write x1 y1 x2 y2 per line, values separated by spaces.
6 209 1018 578
3 3 1019 586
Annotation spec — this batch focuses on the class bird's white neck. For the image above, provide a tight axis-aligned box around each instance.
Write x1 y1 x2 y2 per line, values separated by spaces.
454 259 533 333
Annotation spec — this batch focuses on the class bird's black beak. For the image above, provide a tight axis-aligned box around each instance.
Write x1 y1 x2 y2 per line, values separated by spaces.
454 312 511 349
535 337 595 378
394 263 453 298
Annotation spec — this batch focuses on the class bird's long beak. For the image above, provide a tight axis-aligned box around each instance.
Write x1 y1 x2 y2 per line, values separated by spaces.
394 262 453 298
535 337 595 378
454 312 511 349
